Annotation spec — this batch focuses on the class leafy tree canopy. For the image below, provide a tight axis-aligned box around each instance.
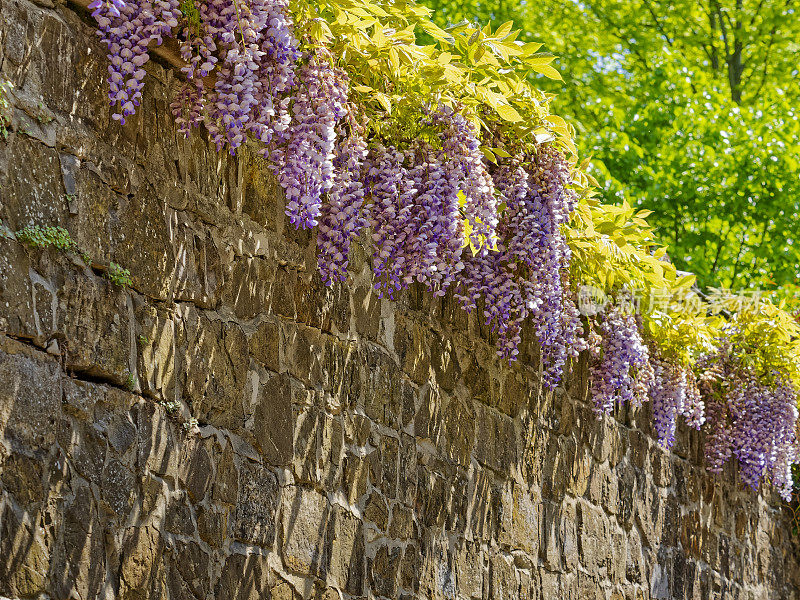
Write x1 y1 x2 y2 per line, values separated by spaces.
422 0 800 290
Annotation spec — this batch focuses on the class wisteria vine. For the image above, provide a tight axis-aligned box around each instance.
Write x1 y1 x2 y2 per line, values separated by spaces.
88 0 800 499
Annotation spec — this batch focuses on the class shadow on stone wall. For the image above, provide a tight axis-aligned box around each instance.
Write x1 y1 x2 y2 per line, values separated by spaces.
1 0 799 597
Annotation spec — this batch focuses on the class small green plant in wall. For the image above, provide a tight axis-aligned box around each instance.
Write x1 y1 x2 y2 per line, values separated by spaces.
125 371 136 391
13 223 134 288
16 225 78 252
160 399 181 415
0 78 12 140
106 262 133 287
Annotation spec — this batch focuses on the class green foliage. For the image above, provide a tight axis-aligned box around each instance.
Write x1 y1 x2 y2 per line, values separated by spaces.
414 0 800 390
567 199 676 292
106 262 133 288
291 0 576 158
15 223 134 288
161 399 181 415
16 225 78 252
0 78 11 140
421 0 800 290
706 289 800 384
125 371 136 391
589 73 800 290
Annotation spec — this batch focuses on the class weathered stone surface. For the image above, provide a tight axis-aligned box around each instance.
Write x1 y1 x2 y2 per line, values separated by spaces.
0 502 49 598
371 544 402 598
282 486 332 576
223 257 275 320
389 504 415 540
196 505 227 547
0 5 798 599
249 318 280 371
0 337 61 449
50 485 107 600
500 483 541 556
330 507 365 595
0 240 37 340
252 372 293 465
177 437 214 502
112 190 175 300
101 457 136 516
489 552 516 600
136 400 179 477
0 452 44 506
171 220 223 307
166 540 210 600
215 553 272 600
474 403 516 472
2 135 67 231
364 490 389 532
394 315 430 385
58 272 132 384
180 308 248 426
118 524 165 599
232 460 279 547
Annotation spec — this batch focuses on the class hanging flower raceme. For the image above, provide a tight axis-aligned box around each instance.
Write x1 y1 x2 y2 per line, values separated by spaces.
364 144 424 298
275 54 348 228
170 0 300 151
590 303 653 416
316 130 368 285
455 149 585 387
88 0 800 501
91 0 181 124
698 343 799 500
429 106 498 254
650 358 705 448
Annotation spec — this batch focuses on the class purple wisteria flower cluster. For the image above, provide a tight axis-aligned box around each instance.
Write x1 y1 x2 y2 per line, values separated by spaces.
590 319 799 498
274 55 348 228
90 0 800 500
650 359 705 448
697 344 799 500
170 0 300 151
316 129 368 285
455 147 587 387
590 304 653 415
90 0 181 123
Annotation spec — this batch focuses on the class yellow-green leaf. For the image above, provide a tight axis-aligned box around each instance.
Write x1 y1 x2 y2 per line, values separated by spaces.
496 103 522 122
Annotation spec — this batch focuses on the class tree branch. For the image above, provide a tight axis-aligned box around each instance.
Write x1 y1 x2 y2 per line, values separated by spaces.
641 0 674 46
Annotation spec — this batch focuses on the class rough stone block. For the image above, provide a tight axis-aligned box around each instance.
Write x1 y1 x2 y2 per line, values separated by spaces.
330 507 365 595
50 485 106 600
248 318 280 372
251 372 293 466
0 502 49 598
179 309 248 427
474 403 516 473
232 460 278 547
57 273 132 385
370 545 402 598
2 135 68 231
281 486 332 577
500 483 541 556
0 339 61 450
214 553 271 600
0 239 37 340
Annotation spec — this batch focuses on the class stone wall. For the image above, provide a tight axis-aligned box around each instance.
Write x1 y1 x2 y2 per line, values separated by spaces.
0 1 798 598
